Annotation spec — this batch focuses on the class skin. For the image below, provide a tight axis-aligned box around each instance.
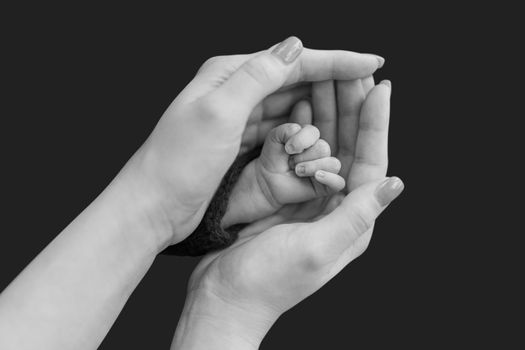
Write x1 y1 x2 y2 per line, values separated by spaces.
0 38 386 350
222 121 345 228
171 80 404 350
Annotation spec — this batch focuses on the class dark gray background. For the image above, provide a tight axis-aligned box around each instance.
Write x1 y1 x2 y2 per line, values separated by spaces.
0 2 519 348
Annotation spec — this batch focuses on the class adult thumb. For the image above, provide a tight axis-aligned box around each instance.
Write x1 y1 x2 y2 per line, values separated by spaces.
210 36 303 115
312 177 405 259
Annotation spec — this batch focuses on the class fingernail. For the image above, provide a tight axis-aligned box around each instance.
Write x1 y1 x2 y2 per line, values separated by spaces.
285 143 296 154
316 170 326 179
375 177 404 206
374 55 385 68
380 79 391 88
272 36 303 64
296 164 305 175
290 123 302 133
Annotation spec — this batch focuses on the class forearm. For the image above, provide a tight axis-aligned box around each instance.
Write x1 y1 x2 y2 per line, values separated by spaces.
171 288 278 350
0 156 172 349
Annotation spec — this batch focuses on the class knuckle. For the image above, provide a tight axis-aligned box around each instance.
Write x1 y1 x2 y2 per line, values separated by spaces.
348 209 373 236
316 139 331 156
272 123 300 143
200 56 225 70
283 122 300 133
304 125 320 138
355 235 373 257
268 125 282 142
195 96 227 122
286 123 301 137
242 58 278 86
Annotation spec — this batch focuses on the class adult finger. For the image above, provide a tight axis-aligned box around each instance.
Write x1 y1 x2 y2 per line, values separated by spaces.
348 80 391 191
289 99 313 125
362 76 375 96
312 81 338 152
336 79 366 182
209 36 383 119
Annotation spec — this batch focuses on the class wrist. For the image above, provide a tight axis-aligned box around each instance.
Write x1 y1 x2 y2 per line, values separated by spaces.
220 162 257 228
108 151 175 254
221 161 276 228
172 288 279 350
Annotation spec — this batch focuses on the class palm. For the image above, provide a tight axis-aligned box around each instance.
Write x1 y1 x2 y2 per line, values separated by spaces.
189 220 332 313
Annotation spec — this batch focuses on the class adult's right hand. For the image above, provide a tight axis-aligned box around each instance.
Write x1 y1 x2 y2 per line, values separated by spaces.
122 36 385 249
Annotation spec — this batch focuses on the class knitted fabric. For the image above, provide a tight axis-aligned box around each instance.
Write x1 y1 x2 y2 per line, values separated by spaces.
161 146 262 256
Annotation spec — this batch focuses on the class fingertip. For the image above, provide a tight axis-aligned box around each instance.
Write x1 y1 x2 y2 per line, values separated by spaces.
375 177 404 206
375 55 385 68
331 176 346 192
295 164 306 176
271 36 303 64
333 157 342 173
315 171 346 192
380 79 391 88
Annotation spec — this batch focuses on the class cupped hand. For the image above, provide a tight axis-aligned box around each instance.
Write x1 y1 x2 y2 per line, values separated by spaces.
177 81 402 345
122 36 384 248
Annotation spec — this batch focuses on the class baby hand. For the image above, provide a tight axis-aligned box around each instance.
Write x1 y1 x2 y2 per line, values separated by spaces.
256 123 345 208
222 123 345 228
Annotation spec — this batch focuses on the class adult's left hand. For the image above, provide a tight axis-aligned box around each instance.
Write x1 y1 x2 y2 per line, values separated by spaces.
129 36 385 248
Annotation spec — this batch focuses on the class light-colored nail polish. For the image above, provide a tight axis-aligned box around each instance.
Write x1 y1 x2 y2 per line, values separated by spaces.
380 79 391 88
272 36 303 64
375 55 385 68
296 164 305 175
375 177 404 206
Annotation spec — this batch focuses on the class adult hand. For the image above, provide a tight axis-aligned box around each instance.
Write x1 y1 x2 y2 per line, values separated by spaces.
171 81 403 350
264 77 387 225
126 36 385 248
0 38 384 350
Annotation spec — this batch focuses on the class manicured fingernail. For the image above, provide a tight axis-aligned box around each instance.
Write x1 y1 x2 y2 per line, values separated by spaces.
272 36 303 64
380 79 391 88
376 55 385 68
296 164 305 175
375 177 404 206
316 170 326 179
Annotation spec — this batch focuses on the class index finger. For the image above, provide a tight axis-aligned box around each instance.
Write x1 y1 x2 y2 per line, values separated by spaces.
286 47 384 87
